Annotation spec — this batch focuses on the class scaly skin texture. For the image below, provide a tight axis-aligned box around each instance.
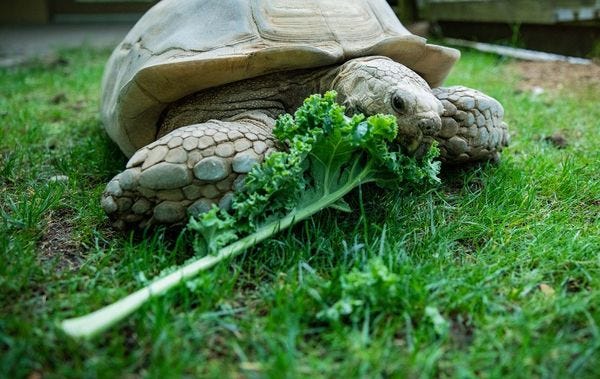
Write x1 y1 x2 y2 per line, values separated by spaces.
102 57 509 227
102 114 278 228
330 57 443 156
433 86 509 163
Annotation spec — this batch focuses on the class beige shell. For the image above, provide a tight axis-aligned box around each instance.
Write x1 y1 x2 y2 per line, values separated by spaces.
102 0 460 157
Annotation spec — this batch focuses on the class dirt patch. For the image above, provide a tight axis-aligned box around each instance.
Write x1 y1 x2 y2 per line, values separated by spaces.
544 132 569 149
449 313 474 348
38 208 83 271
49 92 67 105
511 60 600 92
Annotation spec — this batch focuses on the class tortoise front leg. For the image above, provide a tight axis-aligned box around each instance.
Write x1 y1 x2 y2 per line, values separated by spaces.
102 114 278 228
433 86 510 164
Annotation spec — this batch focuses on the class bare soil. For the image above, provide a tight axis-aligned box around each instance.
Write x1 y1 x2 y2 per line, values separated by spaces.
544 132 569 149
38 208 83 271
511 60 600 92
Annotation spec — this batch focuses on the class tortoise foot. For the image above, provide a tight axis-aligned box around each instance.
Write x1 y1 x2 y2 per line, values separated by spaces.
433 86 510 164
102 120 277 228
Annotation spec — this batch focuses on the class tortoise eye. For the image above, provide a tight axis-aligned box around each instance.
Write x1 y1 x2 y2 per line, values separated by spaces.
391 93 406 113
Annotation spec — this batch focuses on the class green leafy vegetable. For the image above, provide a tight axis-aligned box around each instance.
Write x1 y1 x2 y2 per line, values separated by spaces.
60 91 440 339
317 256 403 322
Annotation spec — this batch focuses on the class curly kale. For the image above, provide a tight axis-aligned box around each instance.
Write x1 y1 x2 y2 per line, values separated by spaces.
61 91 440 338
189 91 440 254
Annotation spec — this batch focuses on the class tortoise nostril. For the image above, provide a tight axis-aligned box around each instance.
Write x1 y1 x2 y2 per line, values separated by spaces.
416 118 441 135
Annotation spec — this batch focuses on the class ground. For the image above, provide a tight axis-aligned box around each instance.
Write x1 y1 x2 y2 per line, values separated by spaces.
511 60 600 92
1 48 599 378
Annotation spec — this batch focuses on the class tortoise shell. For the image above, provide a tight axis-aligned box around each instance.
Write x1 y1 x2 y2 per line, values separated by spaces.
102 0 459 156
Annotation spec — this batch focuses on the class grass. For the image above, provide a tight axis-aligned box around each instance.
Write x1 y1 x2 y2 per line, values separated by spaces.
1 48 599 378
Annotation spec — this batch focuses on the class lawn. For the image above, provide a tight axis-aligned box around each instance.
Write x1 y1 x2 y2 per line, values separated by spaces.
1 48 599 378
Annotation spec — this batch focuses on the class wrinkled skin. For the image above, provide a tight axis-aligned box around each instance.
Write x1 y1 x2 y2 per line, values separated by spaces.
331 57 443 156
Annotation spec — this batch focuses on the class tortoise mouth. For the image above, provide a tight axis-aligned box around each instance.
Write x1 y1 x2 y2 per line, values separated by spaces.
397 125 433 158
397 135 433 159
412 137 434 159
396 114 440 158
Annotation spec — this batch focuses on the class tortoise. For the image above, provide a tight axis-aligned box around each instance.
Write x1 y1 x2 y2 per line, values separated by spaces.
101 0 509 228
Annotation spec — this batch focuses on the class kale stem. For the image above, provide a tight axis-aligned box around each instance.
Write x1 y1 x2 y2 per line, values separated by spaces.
61 159 374 339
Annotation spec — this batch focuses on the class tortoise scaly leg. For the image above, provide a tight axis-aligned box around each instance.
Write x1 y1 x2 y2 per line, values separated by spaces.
102 116 278 228
433 86 510 164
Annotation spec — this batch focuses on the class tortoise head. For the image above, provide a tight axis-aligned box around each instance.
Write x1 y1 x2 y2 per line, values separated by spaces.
332 57 443 156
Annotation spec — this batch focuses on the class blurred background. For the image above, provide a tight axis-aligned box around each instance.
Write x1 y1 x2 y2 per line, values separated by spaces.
1 0 599 62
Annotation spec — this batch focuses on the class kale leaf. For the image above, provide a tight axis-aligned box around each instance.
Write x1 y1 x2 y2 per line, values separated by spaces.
60 91 440 339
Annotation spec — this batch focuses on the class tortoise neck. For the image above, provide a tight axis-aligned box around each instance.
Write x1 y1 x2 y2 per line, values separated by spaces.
157 65 341 138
